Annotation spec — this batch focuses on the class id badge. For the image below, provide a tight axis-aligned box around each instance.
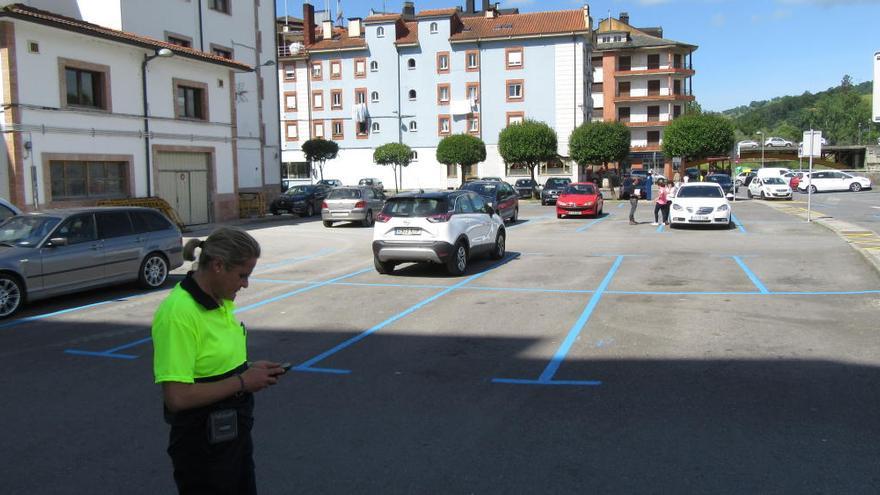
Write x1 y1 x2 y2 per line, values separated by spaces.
208 409 238 444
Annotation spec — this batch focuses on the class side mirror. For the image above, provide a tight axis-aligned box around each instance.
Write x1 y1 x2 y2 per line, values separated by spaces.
486 206 495 216
487 201 494 208
725 193 734 201
47 237 68 247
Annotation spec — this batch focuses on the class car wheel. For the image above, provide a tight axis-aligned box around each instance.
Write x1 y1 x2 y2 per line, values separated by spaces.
850 183 862 192
809 185 818 194
747 189 753 199
540 199 546 206
0 274 24 318
760 191 766 200
138 252 169 289
510 207 518 223
306 204 315 217
270 208 280 216
374 256 395 274
446 241 468 276
361 210 374 227
322 220 333 228
490 231 506 260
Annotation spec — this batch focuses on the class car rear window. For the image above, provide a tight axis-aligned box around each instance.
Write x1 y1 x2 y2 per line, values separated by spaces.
677 186 723 198
461 183 498 196
130 210 174 232
327 188 362 200
382 198 448 217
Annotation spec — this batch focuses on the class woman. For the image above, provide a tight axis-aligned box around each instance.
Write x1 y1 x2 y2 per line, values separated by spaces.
663 181 676 225
152 227 284 494
652 179 668 226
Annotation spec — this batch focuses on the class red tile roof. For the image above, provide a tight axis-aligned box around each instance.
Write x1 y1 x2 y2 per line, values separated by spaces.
309 25 367 51
0 4 252 70
364 14 401 23
395 21 419 46
417 8 459 17
452 10 588 41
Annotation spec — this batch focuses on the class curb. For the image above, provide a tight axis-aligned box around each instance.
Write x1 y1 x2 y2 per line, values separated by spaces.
758 200 880 274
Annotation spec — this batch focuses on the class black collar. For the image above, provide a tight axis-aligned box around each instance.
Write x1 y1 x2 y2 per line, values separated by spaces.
181 271 220 310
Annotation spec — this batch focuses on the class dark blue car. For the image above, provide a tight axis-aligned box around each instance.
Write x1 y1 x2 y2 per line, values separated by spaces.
271 184 331 217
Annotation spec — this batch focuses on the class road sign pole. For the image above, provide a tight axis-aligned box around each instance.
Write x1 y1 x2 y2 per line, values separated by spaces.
807 129 814 222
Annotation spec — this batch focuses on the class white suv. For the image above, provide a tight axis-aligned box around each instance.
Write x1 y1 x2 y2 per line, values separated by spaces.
372 190 506 275
764 136 795 148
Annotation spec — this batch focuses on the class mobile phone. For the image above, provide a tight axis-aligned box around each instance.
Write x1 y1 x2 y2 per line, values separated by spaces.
280 362 293 373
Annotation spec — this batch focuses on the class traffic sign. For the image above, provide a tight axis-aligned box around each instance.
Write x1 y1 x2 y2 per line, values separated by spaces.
874 52 879 123
802 131 822 158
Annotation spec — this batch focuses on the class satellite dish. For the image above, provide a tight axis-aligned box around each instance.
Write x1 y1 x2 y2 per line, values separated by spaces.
289 42 304 54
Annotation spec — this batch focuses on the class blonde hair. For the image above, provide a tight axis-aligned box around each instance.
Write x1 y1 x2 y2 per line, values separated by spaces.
183 227 261 271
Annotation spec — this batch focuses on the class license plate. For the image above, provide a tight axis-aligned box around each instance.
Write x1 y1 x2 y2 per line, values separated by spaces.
692 215 709 221
395 227 420 235
569 210 582 215
332 212 347 216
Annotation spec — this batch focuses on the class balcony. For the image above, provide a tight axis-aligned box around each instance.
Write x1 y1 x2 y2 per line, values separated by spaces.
622 120 672 128
631 143 663 152
615 93 695 103
615 67 695 77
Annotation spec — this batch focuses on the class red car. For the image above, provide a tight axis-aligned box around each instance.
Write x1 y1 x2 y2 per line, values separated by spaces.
556 182 604 219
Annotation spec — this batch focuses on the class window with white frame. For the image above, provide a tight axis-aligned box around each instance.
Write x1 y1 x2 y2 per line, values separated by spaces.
439 116 450 134
331 91 342 109
330 60 341 78
371 91 379 102
506 47 523 68
469 116 479 133
376 26 385 37
371 121 380 133
466 51 479 69
507 81 523 100
438 53 449 72
430 22 438 33
313 121 325 138
311 62 322 79
313 92 323 109
355 59 366 77
283 63 295 80
286 122 298 140
284 93 297 111
438 85 450 103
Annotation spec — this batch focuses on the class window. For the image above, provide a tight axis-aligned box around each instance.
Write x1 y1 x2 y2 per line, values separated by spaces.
410 150 418 161
130 210 173 232
673 79 682 95
283 63 296 81
648 80 660 96
408 89 417 100
591 56 602 68
617 106 630 123
209 0 230 14
647 106 660 122
592 108 604 122
437 84 450 104
312 90 323 110
467 114 480 135
370 60 379 72
330 60 342 79
506 111 524 126
311 61 322 80
376 26 385 37
438 115 451 136
506 79 523 102
174 79 208 120
50 160 127 200
437 52 449 74
97 211 134 239
371 122 381 133
506 47 523 69
55 214 97 244
331 89 342 109
408 58 416 70
313 121 325 138
466 50 479 71
674 53 682 69
466 82 479 103
332 119 344 139
591 82 603 93
618 55 631 71
647 54 660 70
354 58 366 78
166 34 192 48
355 88 367 104
617 81 630 97
647 130 660 145
673 105 682 119
613 35 622 43
370 91 379 103
27 41 39 54
285 122 298 141
211 45 233 59
409 121 418 132
430 22 438 34
63 63 109 110
284 91 297 111
282 161 311 179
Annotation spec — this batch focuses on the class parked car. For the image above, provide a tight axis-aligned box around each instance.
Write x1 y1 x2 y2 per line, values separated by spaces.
321 186 386 227
317 179 343 187
371 190 506 275
756 167 792 182
459 180 519 223
271 184 330 217
479 176 503 181
556 182 604 219
797 171 872 193
783 171 804 189
764 136 795 148
358 178 384 191
737 140 759 151
0 198 22 223
514 178 538 199
684 167 702 183
540 177 572 205
734 171 752 187
0 207 183 318
747 176 792 200
669 182 733 228
705 174 734 194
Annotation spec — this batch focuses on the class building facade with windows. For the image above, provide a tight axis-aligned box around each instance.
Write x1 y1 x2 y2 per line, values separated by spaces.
280 1 592 189
0 4 251 223
590 12 696 174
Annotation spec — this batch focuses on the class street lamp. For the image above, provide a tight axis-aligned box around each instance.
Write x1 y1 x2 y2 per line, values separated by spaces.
756 131 765 169
142 47 174 197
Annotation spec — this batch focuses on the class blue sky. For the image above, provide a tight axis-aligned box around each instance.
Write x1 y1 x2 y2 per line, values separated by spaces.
275 0 880 112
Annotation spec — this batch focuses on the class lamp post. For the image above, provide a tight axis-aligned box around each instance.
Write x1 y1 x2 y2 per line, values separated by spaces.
756 131 765 169
142 48 174 198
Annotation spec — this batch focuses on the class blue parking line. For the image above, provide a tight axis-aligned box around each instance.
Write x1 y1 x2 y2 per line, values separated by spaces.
732 256 769 294
294 254 520 374
63 350 138 360
617 203 625 208
576 213 612 232
493 255 623 387
730 213 747 233
253 248 336 274
508 215 553 230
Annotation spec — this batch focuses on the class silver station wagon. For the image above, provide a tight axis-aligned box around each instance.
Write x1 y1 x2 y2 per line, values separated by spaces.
0 207 183 318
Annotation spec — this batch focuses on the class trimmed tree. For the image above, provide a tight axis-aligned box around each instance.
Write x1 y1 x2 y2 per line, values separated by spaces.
568 121 631 172
497 119 558 182
301 138 339 181
373 142 412 192
436 134 486 186
662 113 735 166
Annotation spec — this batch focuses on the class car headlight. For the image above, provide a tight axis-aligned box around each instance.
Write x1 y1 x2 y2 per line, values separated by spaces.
583 201 593 207
717 204 729 212
672 204 682 211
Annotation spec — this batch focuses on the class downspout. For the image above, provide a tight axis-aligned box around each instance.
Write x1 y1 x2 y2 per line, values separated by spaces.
141 55 152 197
477 40 482 141
197 0 205 51
396 44 403 190
573 34 577 180
305 58 313 180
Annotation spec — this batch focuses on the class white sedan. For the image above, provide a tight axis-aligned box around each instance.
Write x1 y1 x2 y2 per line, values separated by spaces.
747 177 792 200
797 171 872 193
670 182 733 228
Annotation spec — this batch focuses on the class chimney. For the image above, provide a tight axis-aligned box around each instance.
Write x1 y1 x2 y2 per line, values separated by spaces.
583 5 591 30
466 0 475 14
484 7 496 18
619 12 629 25
402 1 415 17
303 2 315 45
348 17 362 37
322 19 333 40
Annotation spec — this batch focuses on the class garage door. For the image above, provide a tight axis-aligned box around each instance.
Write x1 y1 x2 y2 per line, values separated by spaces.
156 152 210 225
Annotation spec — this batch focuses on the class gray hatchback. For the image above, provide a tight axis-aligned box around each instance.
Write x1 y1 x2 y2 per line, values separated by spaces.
322 186 386 227
0 207 183 318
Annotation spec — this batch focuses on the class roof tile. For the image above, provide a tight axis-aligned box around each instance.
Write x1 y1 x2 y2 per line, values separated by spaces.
452 10 588 41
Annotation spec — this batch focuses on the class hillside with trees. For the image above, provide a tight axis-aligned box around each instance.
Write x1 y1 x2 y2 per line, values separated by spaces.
721 76 878 146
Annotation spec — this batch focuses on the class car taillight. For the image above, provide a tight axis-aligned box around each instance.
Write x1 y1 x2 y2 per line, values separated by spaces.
426 213 452 223
375 212 391 223
321 201 328 209
355 200 366 208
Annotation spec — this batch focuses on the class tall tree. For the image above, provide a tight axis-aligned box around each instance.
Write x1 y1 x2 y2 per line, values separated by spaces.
436 134 486 186
568 121 631 171
662 113 735 163
373 142 412 192
497 119 558 182
301 138 339 181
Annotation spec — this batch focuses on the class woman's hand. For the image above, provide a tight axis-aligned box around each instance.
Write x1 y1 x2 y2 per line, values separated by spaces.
241 361 285 392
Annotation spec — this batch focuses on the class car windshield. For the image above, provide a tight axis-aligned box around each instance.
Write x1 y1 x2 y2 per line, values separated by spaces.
676 186 723 198
327 188 362 200
545 179 570 188
564 184 596 195
285 185 314 195
382 197 447 217
462 183 498 196
515 179 534 186
359 179 373 185
763 177 785 185
0 216 61 247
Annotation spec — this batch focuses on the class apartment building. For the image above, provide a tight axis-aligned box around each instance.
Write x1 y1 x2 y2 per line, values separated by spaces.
590 12 696 176
2 0 280 217
0 3 251 223
280 1 592 189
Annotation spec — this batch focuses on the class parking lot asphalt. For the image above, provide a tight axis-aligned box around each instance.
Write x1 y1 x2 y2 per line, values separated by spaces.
3 199 880 494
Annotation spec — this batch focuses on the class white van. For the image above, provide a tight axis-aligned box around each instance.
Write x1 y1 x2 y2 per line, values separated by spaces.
756 167 792 181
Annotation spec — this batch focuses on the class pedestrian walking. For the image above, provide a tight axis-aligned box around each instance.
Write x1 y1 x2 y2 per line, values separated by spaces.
673 170 681 187
622 174 640 224
652 179 669 226
152 227 285 495
663 181 675 225
644 171 653 201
